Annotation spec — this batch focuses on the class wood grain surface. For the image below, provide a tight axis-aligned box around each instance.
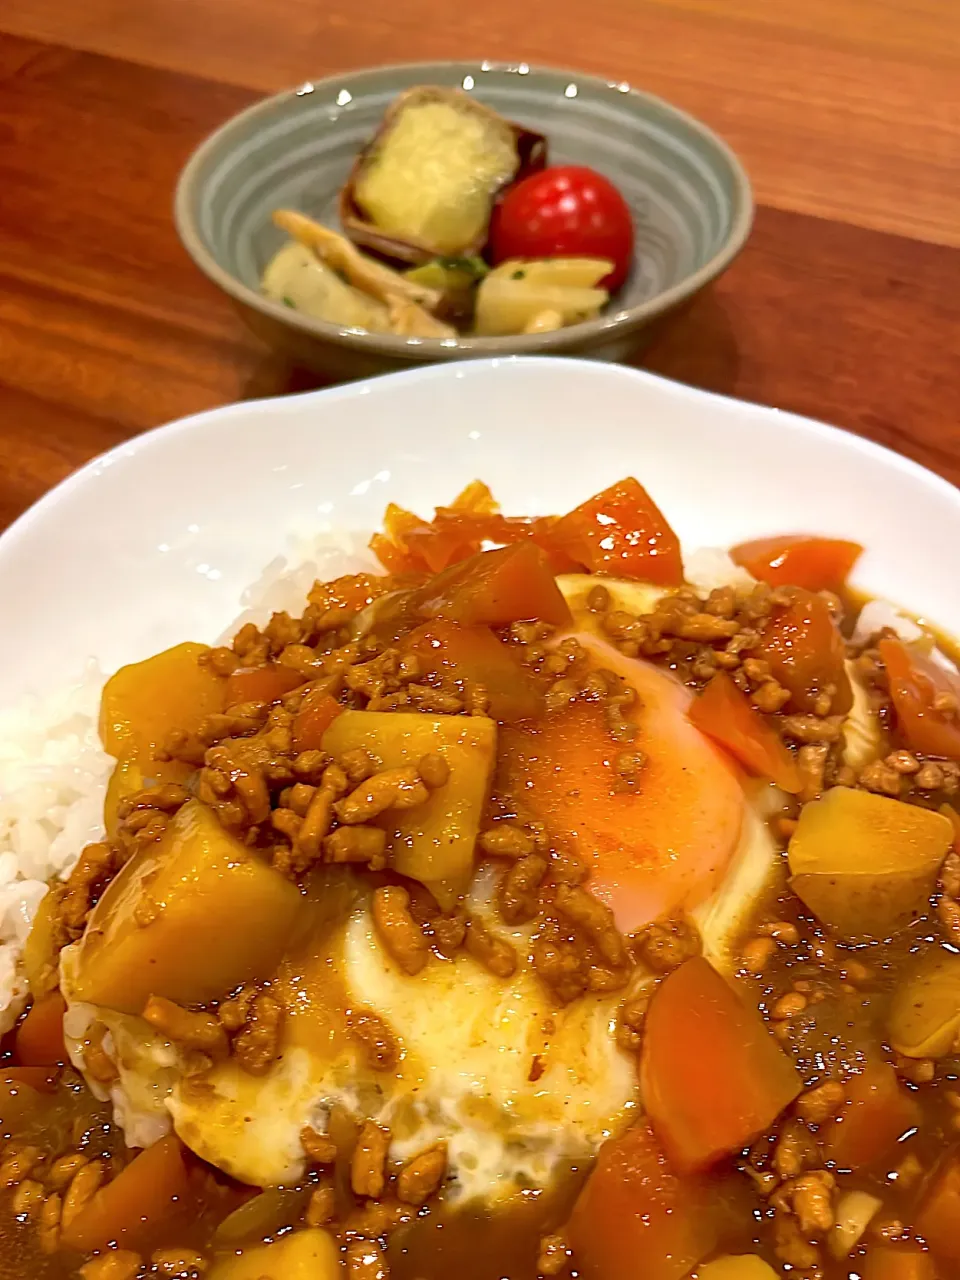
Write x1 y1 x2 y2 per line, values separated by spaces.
1 2 959 531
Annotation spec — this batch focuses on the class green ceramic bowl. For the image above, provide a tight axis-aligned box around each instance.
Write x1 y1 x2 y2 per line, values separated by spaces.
174 61 753 379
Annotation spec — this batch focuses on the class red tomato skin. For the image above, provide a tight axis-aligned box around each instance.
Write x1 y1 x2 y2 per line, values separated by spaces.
489 166 635 290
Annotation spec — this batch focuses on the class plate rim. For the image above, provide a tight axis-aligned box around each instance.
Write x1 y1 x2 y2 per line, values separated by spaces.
4 357 958 563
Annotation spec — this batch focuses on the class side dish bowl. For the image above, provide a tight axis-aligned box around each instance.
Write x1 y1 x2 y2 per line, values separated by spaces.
174 61 753 379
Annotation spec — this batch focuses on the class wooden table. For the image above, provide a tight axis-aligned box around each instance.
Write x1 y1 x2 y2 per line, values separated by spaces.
1 1 959 529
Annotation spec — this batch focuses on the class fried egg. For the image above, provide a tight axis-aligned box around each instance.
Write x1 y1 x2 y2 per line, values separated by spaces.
66 567 864 1205
64 886 638 1199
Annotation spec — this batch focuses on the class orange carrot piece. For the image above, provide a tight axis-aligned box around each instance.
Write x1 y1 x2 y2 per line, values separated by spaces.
291 691 343 753
566 1123 718 1280
731 535 863 592
548 478 683 585
307 572 393 621
405 543 571 629
369 503 442 573
689 671 802 793
449 480 498 514
752 588 852 714
403 521 484 574
432 509 580 573
14 992 67 1066
640 956 802 1173
60 1134 191 1252
369 530 423 575
880 637 960 759
824 1061 920 1171
0 1066 60 1094
370 484 582 576
405 620 544 723
224 664 307 707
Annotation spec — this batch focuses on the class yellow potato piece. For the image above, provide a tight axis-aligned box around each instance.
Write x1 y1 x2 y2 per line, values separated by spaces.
697 1258 779 1280
323 711 496 908
22 890 59 999
888 951 960 1059
787 787 951 941
488 257 614 288
103 757 194 838
72 800 305 1014
99 642 225 764
209 1228 339 1280
474 276 608 337
262 239 395 332
829 1189 883 1259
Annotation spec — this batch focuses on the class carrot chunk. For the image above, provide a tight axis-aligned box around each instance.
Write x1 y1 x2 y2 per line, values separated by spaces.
224 664 307 707
640 956 801 1172
0 1066 60 1094
548 478 683 585
731 535 862 592
60 1135 191 1252
376 544 572 634
405 620 544 722
14 992 67 1066
751 589 852 714
566 1123 717 1280
291 691 343 753
689 671 802 792
880 637 960 759
824 1061 920 1171
423 543 571 627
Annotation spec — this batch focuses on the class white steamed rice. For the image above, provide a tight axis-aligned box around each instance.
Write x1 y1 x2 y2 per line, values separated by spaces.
0 532 378 1033
0 661 114 1031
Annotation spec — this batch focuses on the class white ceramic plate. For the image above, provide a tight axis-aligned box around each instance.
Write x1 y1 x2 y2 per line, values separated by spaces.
1 356 958 706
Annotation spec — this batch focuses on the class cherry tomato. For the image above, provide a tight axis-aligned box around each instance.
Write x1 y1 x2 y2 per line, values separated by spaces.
489 165 635 290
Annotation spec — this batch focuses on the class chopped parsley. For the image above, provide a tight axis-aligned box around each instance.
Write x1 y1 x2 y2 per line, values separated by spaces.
282 296 296 309
434 255 488 278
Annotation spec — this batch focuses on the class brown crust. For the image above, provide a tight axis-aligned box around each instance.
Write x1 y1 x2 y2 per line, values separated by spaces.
339 85 547 266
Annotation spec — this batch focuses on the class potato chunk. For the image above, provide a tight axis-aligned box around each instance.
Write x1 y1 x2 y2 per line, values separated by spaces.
487 257 614 288
103 757 194 837
72 801 304 1014
474 276 608 336
888 951 960 1059
323 711 496 908
22 890 59 999
787 787 951 941
99 642 225 763
209 1228 339 1280
262 239 395 332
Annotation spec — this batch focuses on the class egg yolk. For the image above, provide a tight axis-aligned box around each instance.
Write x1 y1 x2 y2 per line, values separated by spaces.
499 634 745 931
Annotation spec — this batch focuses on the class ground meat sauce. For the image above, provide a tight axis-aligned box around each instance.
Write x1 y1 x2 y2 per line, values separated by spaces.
3 480 960 1280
